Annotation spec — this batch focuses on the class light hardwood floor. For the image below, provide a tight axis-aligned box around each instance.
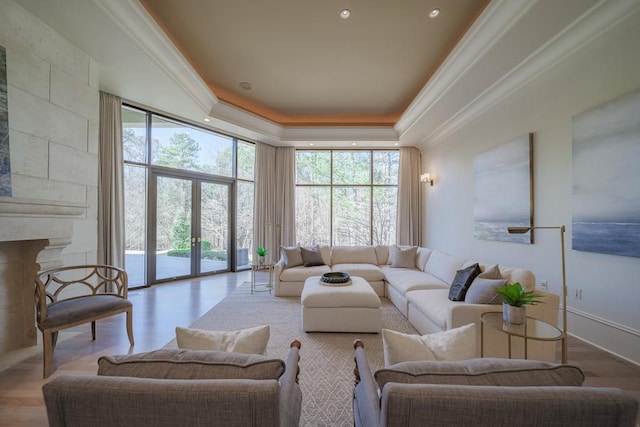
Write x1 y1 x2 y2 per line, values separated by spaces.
1 271 638 426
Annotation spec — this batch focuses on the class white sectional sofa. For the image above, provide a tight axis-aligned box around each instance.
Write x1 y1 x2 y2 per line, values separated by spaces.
274 245 560 361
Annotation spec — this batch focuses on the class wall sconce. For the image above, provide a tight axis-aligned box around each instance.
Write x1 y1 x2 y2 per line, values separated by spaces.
420 173 434 186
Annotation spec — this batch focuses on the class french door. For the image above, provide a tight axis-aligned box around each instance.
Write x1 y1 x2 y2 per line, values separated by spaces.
149 171 232 283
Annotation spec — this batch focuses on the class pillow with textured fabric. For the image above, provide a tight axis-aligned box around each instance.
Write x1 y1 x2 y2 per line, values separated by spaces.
479 264 503 280
374 357 585 390
281 245 303 268
300 245 325 267
382 324 476 367
389 245 417 269
465 278 506 304
175 325 270 355
97 348 284 380
448 263 482 301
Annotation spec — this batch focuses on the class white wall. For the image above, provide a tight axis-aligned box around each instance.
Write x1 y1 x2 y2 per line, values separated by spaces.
421 9 640 364
0 0 99 265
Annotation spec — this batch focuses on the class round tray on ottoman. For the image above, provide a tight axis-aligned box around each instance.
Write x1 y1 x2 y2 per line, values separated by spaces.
320 272 351 286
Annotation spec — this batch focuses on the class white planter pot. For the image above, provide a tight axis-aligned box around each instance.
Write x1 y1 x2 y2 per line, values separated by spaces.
503 303 526 325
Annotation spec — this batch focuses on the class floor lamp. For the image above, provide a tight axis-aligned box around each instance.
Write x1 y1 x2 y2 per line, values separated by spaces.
508 225 568 363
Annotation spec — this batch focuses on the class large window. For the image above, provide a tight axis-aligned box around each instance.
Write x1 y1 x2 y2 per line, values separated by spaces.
122 105 255 287
295 150 399 246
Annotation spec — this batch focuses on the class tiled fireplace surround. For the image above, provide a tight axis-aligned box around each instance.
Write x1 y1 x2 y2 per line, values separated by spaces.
0 196 84 356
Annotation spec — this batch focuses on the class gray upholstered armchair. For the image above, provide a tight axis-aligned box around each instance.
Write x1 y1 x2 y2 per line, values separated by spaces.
42 340 302 427
35 265 134 378
352 340 638 427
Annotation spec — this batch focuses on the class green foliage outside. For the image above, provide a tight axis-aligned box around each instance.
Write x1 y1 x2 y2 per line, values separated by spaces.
166 248 227 261
171 212 191 249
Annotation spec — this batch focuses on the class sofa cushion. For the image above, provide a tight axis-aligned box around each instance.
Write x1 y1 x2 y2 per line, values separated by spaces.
301 245 326 267
465 278 506 304
448 263 482 301
500 265 536 291
382 324 476 367
279 265 331 282
331 246 378 265
280 245 304 268
382 267 448 294
331 264 385 281
175 325 270 355
389 245 418 268
479 264 503 279
375 245 390 265
98 349 285 380
374 357 585 390
406 289 453 330
424 250 467 285
416 247 432 271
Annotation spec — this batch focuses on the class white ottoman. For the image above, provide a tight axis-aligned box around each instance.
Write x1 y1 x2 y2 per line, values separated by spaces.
301 275 381 333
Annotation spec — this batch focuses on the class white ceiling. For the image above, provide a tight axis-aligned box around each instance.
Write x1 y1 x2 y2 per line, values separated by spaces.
13 0 635 148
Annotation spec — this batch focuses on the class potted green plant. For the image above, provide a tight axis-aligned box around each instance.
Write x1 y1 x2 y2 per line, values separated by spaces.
256 246 268 264
494 282 545 325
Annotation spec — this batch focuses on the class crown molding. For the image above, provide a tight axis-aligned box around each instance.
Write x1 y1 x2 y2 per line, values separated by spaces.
93 0 218 113
418 0 640 148
395 0 535 138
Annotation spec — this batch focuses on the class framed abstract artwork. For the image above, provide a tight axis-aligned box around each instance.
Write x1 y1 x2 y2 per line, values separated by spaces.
473 134 533 244
572 88 640 258
0 45 11 197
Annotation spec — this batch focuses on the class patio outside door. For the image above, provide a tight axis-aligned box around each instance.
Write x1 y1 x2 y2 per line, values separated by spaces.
150 172 231 283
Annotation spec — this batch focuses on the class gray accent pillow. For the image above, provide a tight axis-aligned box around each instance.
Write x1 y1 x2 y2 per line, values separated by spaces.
375 357 585 390
301 245 325 267
479 264 503 279
390 245 417 268
465 278 506 304
448 263 482 301
97 348 285 380
281 245 303 268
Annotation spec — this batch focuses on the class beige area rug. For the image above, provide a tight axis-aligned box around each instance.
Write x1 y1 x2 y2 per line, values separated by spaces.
165 282 417 426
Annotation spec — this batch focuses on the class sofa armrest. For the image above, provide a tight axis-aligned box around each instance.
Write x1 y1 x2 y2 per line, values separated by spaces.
353 340 382 427
279 340 302 427
274 260 285 296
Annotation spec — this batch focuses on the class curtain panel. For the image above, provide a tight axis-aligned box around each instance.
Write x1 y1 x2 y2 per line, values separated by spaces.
97 92 125 267
397 147 422 246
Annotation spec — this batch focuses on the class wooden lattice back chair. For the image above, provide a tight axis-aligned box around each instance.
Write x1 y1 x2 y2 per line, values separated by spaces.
35 265 134 378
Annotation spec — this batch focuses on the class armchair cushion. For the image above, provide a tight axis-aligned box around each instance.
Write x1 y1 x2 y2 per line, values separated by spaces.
175 325 270 354
382 324 476 367
97 348 285 380
43 295 131 328
375 357 585 390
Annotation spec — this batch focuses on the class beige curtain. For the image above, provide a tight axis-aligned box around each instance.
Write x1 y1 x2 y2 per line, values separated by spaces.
97 92 125 267
254 143 296 262
396 147 422 246
275 147 296 248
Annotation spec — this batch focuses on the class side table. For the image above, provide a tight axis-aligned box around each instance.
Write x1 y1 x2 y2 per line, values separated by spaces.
480 311 566 363
250 262 275 294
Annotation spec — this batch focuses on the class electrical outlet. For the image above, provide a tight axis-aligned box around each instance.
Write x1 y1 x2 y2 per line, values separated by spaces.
539 280 548 290
574 288 583 300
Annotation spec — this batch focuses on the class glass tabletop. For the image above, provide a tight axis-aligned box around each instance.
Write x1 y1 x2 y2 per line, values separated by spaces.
481 312 563 341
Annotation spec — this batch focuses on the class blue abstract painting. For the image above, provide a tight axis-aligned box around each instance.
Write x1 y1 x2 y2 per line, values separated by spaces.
473 134 533 244
572 88 640 258
0 45 11 197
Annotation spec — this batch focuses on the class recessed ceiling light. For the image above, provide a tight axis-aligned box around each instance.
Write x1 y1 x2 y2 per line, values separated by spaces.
309 142 315 146
340 9 350 19
428 8 440 18
238 81 253 91
351 142 357 146
203 117 211 122
394 142 399 146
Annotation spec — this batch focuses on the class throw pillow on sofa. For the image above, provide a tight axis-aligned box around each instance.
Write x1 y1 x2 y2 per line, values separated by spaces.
382 323 476 367
389 245 417 268
175 325 270 354
448 263 482 301
281 245 304 268
465 277 506 304
300 245 325 267
478 264 503 279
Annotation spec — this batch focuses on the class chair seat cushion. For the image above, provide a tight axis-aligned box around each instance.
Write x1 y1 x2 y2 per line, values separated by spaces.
43 295 131 328
98 348 285 380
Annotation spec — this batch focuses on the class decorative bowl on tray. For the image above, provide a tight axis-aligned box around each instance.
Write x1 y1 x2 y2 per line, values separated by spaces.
320 272 351 284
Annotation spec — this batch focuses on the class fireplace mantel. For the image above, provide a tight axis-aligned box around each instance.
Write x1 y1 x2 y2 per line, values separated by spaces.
0 196 86 355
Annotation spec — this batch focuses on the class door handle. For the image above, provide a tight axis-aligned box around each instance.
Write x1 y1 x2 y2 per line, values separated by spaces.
197 237 202 242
